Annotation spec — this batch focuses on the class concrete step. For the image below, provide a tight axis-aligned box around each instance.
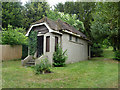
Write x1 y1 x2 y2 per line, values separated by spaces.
26 64 35 67
29 60 35 62
26 62 35 64
26 59 35 66
26 63 35 66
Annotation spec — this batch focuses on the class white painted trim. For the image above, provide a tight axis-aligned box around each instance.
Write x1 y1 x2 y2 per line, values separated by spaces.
62 30 89 41
62 30 81 37
50 30 62 35
37 33 44 36
25 22 62 36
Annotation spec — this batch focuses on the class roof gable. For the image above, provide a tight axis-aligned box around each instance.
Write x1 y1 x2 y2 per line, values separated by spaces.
26 17 88 40
32 17 87 38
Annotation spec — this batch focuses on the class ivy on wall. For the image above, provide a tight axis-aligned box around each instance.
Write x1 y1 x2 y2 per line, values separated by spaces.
28 30 38 56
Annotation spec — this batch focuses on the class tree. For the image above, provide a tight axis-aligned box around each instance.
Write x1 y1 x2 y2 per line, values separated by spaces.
54 3 64 12
46 10 85 32
91 2 119 51
2 2 23 28
22 2 50 31
54 2 96 39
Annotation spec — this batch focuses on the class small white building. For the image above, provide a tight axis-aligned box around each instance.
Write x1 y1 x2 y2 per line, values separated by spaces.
22 17 91 66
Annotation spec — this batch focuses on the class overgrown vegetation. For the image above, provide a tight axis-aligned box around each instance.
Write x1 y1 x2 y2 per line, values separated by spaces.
53 44 68 67
28 31 38 56
91 43 103 57
114 51 120 61
33 58 51 74
1 25 27 45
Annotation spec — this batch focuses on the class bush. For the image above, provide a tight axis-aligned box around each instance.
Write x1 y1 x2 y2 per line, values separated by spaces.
1 25 28 45
114 50 120 61
91 43 103 57
53 44 67 67
33 58 51 74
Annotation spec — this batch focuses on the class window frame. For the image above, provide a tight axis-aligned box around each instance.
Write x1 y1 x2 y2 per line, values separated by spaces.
55 36 58 51
69 34 72 41
75 37 78 42
46 36 50 52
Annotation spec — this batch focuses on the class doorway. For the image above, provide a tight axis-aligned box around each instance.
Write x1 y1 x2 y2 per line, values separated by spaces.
37 36 44 57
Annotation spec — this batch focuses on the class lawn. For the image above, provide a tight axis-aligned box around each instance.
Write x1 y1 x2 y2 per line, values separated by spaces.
2 48 118 88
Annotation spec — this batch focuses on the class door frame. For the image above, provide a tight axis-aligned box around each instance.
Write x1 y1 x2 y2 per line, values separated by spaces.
37 35 44 58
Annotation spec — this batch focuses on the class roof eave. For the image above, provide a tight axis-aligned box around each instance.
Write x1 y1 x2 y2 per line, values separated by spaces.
62 30 90 41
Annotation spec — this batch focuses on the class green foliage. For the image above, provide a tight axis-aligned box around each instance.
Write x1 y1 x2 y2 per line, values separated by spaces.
28 31 37 56
91 2 119 51
46 11 85 32
1 25 27 45
2 2 23 28
114 50 120 61
53 44 68 67
33 58 51 74
91 43 103 57
2 2 50 30
54 2 96 38
22 2 49 30
55 2 119 56
90 21 109 42
102 38 111 48
22 45 28 59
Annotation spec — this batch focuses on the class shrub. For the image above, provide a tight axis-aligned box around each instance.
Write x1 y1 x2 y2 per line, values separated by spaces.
53 44 67 67
1 25 28 45
114 50 120 61
91 43 103 57
33 58 51 74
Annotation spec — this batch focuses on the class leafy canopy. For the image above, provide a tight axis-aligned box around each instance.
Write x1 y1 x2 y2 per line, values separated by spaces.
46 10 85 32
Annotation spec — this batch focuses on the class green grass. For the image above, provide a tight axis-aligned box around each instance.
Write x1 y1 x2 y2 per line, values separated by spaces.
2 48 118 88
103 47 115 59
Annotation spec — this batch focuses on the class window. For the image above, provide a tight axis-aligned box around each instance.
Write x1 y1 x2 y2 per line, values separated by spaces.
75 37 78 42
55 36 58 51
69 34 72 41
46 36 50 52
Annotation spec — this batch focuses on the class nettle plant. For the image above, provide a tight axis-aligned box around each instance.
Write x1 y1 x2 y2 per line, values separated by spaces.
53 44 68 67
